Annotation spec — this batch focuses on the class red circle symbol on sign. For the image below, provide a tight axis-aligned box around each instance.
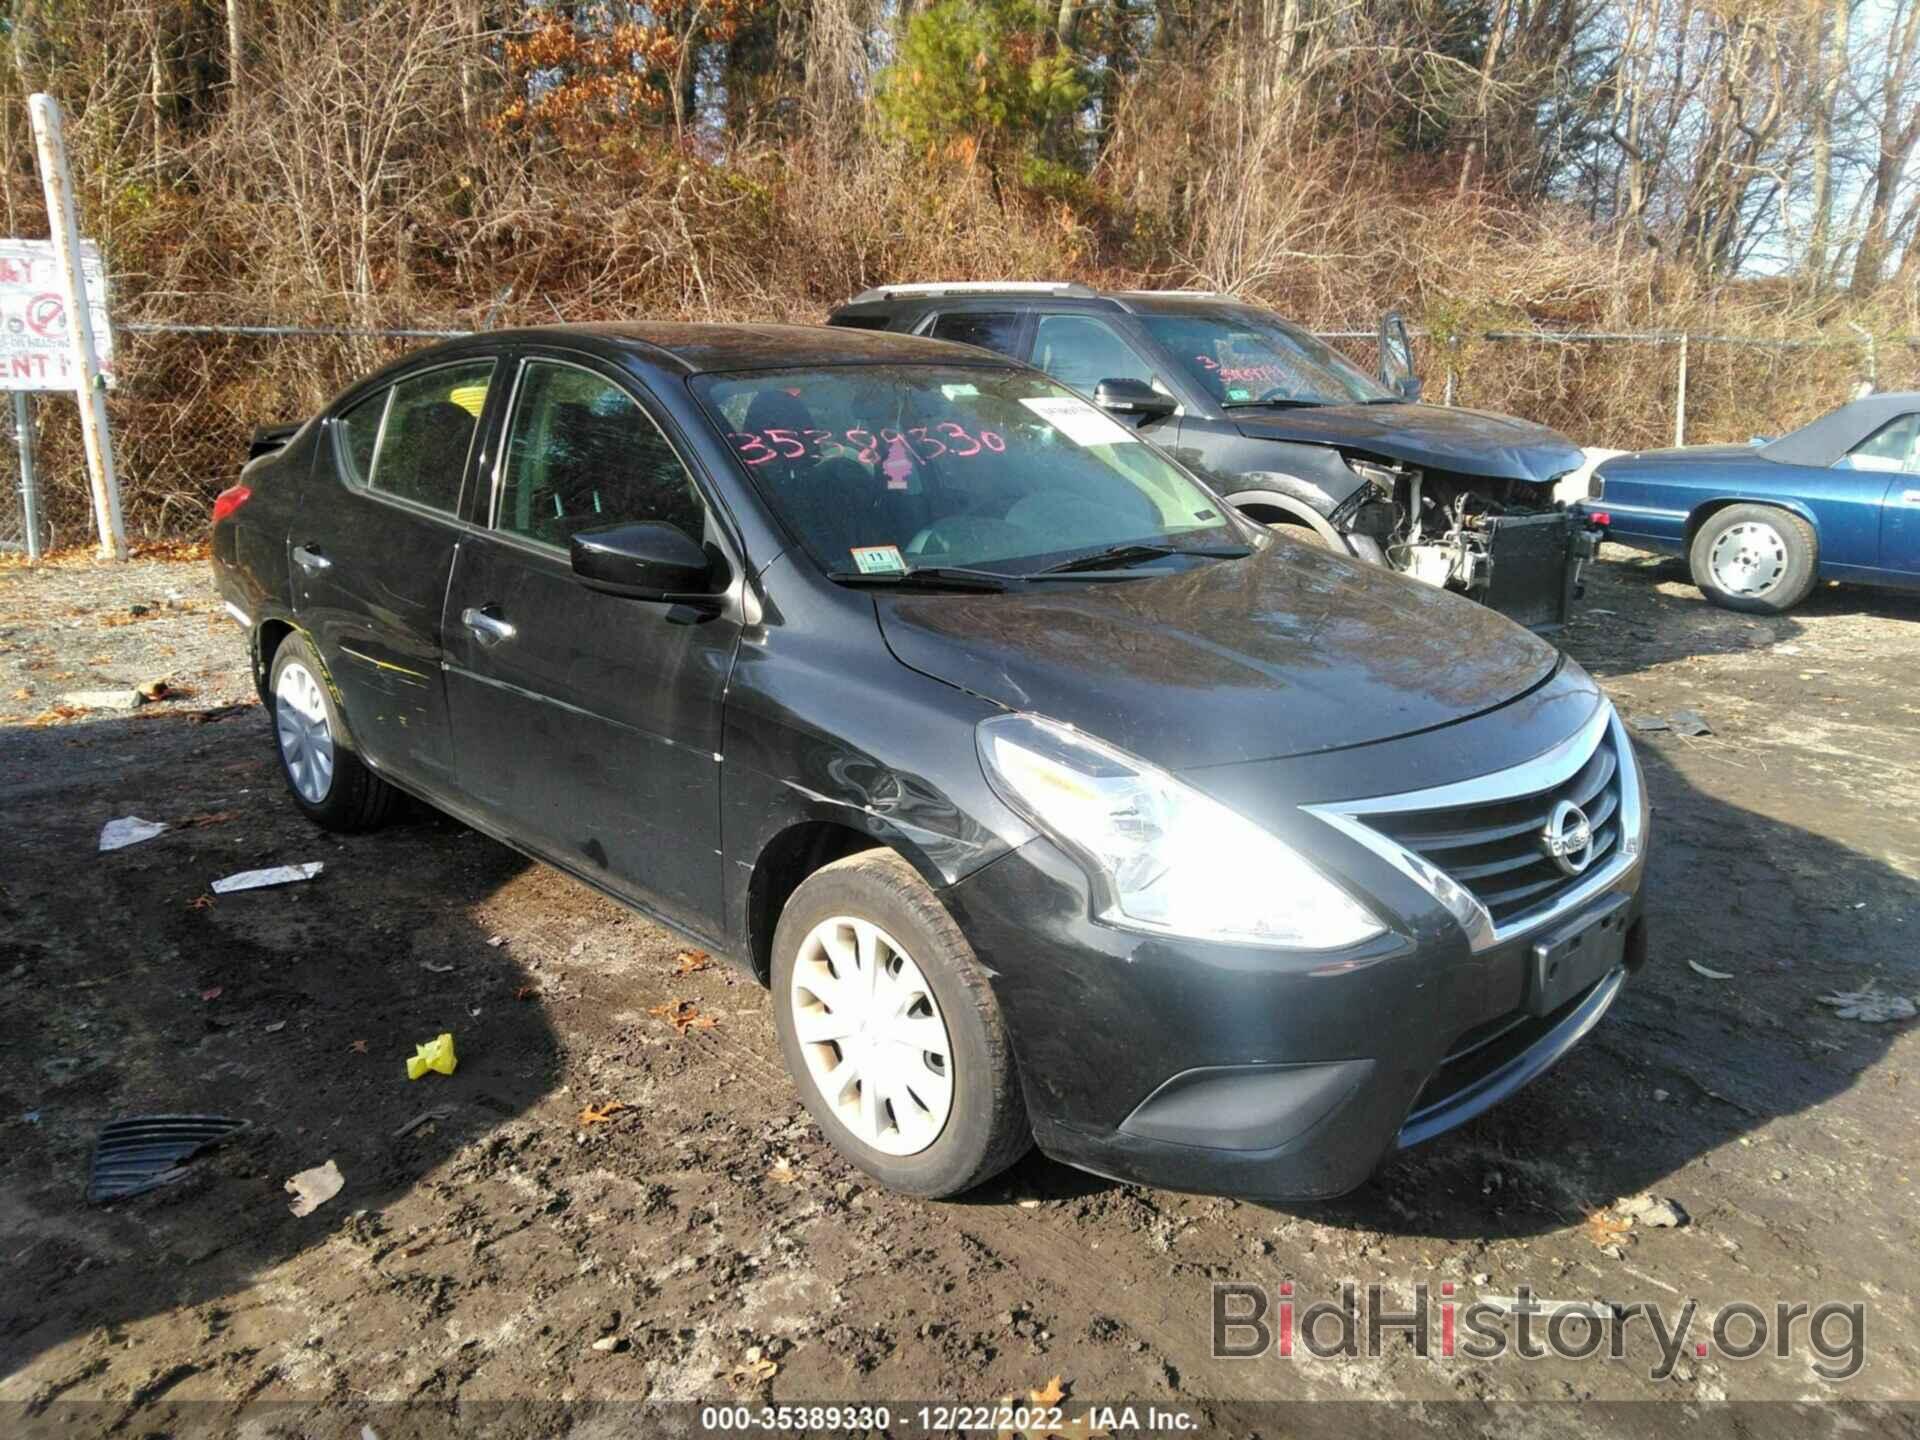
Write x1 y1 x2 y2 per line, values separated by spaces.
24 293 65 337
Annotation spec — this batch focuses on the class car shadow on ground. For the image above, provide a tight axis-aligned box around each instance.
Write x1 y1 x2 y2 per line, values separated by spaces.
1602 547 1920 623
0 708 561 1382
976 739 1917 1241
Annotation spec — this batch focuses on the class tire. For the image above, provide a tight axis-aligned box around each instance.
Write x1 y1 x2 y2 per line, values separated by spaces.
1688 504 1818 614
771 849 1031 1198
268 634 398 832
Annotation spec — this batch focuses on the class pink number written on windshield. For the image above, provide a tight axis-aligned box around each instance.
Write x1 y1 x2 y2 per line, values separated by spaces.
727 423 1007 469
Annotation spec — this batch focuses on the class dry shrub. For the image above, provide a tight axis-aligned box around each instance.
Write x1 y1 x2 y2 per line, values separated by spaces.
2 9 1912 546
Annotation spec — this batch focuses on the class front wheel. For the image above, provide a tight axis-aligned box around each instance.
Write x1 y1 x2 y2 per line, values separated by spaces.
1688 504 1818 614
771 850 1031 1197
269 634 397 831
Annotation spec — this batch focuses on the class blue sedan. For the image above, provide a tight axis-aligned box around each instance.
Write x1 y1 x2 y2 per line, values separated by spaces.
1584 392 1920 613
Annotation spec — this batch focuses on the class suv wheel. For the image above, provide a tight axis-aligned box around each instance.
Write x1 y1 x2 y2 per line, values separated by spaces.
269 635 397 831
771 850 1030 1197
1689 504 1818 614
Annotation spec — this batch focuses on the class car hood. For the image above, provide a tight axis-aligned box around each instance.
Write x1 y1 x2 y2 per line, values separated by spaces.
873 544 1560 771
1232 403 1584 483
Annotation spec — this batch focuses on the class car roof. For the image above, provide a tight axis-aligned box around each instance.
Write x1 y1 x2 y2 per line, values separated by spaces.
828 284 1275 320
365 322 1010 387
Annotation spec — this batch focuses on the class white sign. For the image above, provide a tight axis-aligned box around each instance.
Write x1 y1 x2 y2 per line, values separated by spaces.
1019 394 1139 447
0 237 115 392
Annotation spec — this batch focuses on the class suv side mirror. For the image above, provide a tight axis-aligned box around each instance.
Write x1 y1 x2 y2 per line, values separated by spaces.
1378 311 1419 401
1093 377 1177 420
571 522 721 601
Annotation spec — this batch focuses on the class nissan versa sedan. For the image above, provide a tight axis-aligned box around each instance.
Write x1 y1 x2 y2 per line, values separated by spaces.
211 323 1651 1200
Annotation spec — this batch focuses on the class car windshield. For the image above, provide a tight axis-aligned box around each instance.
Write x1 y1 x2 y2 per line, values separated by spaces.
1139 311 1394 407
693 365 1249 580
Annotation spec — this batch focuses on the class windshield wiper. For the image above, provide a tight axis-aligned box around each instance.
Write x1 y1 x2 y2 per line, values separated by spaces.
1220 397 1327 409
1034 542 1252 576
827 565 1012 592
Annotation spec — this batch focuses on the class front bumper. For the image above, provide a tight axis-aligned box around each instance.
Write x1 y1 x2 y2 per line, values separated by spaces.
941 708 1650 1201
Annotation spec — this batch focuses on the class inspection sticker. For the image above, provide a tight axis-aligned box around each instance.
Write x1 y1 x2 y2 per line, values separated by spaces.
1019 395 1139 446
850 544 907 576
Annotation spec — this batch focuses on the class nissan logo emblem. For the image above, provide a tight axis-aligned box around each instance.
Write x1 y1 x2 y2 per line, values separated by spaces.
1541 800 1595 876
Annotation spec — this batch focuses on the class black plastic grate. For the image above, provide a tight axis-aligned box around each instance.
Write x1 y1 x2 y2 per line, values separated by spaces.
87 1114 248 1203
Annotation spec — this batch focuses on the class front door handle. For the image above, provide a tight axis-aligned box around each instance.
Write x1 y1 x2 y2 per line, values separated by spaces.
462 606 516 646
292 543 331 574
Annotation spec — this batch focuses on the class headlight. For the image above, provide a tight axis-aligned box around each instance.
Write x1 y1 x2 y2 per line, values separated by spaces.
976 714 1386 949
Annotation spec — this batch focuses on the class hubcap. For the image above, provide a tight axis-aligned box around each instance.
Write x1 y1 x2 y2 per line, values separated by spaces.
1708 521 1787 597
788 916 955 1156
274 661 336 804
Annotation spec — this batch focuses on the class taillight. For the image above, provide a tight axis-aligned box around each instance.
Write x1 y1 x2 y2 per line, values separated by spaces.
1589 510 1612 527
212 484 253 524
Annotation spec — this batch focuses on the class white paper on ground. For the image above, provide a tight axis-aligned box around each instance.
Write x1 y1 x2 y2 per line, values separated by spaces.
212 861 325 894
99 816 168 852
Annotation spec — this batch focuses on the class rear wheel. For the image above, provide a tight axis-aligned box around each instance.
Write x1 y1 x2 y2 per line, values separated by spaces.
1688 504 1818 614
269 634 397 831
771 850 1030 1197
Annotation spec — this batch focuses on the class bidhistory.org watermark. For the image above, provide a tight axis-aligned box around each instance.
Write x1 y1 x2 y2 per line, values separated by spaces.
1212 1281 1866 1381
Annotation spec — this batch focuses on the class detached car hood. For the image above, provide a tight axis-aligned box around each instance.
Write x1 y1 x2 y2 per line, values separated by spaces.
1233 403 1584 483
875 545 1559 771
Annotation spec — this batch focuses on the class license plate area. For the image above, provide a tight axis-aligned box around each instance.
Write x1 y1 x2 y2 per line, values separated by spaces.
1528 892 1631 1016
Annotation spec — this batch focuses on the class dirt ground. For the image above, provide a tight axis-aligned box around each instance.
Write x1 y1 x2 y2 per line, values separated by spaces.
1 544 1916 1433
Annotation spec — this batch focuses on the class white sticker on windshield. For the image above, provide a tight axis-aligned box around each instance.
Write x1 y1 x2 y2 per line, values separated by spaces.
1018 395 1139 447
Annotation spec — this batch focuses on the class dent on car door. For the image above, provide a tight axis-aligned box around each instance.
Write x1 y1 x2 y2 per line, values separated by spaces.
442 356 742 934
292 358 496 797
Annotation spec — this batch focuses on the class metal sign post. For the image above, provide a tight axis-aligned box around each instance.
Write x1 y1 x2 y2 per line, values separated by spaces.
27 93 125 560
12 392 40 561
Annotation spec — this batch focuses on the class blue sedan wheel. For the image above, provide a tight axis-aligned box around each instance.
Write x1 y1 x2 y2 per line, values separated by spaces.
1688 504 1819 615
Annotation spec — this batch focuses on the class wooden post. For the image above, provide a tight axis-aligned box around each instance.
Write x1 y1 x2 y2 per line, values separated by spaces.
1673 333 1689 448
28 92 126 561
13 392 41 562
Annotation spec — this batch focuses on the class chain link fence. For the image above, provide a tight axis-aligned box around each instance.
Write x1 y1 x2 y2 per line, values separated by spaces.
6 320 1917 555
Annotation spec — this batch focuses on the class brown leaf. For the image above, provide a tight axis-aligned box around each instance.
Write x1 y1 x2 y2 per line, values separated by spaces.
729 1346 778 1387
1584 1210 1633 1247
649 998 718 1035
178 809 240 828
673 949 712 976
349 1039 369 1055
201 985 224 1002
1030 1375 1068 1407
767 1158 798 1185
185 893 215 911
578 1100 628 1127
514 984 538 1002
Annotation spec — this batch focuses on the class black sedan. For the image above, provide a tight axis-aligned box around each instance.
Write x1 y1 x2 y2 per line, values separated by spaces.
212 323 1650 1200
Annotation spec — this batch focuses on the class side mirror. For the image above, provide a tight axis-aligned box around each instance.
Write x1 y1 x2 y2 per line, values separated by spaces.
1378 310 1418 400
1093 377 1177 420
570 522 721 601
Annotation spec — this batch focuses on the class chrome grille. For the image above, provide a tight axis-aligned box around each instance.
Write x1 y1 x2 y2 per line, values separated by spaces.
1358 719 1624 928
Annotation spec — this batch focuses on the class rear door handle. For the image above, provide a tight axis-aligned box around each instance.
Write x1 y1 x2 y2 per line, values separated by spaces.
462 606 516 646
292 543 331 574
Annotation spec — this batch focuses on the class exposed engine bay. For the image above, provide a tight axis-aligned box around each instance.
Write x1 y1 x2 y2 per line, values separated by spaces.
1334 456 1601 630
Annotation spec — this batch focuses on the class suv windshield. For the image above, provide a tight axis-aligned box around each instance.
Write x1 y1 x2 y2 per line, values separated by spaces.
694 365 1249 579
1139 311 1394 408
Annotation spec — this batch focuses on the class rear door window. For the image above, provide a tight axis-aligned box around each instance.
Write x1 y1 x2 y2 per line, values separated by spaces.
493 360 707 549
926 311 1025 358
335 388 388 486
366 361 494 514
